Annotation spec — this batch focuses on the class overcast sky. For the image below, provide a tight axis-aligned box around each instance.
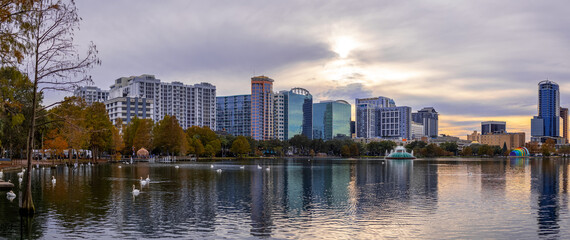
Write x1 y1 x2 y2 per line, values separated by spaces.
59 0 570 138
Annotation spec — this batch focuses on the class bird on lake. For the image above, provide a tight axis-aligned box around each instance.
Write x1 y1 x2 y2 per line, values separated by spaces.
0 170 3 179
257 165 262 170
51 176 56 184
140 177 147 186
17 169 24 178
210 164 214 169
132 185 140 196
216 169 222 173
118 165 122 169
18 176 23 185
175 165 180 169
240 165 245 169
7 190 16 198
146 175 150 183
266 167 270 171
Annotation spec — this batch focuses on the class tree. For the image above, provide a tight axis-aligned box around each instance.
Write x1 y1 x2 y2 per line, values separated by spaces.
502 142 508 155
461 146 473 156
43 128 66 162
230 136 250 157
0 0 37 64
186 126 220 157
558 145 570 157
525 141 540 155
152 115 186 156
439 142 458 155
0 67 34 158
20 0 100 215
85 102 113 160
341 145 350 157
367 141 382 156
541 139 556 156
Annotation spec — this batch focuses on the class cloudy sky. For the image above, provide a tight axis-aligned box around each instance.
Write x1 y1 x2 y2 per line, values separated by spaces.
63 0 570 138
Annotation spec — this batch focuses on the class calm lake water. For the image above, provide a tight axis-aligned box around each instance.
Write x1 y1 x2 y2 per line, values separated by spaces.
0 158 569 239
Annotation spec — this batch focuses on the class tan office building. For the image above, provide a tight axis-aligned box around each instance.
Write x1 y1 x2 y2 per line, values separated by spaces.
479 132 525 149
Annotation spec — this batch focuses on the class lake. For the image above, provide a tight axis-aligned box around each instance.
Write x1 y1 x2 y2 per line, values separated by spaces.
0 158 568 239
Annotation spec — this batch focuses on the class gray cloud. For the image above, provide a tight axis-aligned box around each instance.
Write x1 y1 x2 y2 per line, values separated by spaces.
39 0 570 136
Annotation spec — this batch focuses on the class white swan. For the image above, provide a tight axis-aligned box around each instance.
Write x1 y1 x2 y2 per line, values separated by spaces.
18 176 23 185
146 175 150 183
7 190 16 198
132 185 140 196
17 170 24 178
118 165 122 169
257 165 262 170
216 169 222 173
175 165 179 169
266 167 270 171
0 170 3 179
51 176 56 184
210 164 214 169
240 165 245 169
140 177 147 186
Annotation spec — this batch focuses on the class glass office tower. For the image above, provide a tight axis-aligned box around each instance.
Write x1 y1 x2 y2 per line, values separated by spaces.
216 94 251 136
285 88 313 139
313 100 351 140
531 80 560 137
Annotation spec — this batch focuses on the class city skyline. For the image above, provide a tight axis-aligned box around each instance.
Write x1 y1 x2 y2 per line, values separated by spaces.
54 1 570 138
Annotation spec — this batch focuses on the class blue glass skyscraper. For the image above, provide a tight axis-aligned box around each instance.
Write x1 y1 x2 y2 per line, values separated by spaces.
313 100 351 140
531 80 560 138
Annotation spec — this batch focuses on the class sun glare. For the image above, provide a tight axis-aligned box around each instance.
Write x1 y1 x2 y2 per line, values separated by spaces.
332 36 358 58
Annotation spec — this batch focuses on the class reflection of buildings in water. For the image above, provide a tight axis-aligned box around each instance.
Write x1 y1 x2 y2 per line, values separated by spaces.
531 159 560 238
250 164 273 237
480 161 507 199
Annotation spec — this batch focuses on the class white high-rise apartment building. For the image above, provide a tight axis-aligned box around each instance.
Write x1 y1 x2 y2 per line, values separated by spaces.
273 91 286 140
104 74 216 129
74 86 109 104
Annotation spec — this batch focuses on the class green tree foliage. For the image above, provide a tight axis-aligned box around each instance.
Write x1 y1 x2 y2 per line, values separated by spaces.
152 115 187 156
50 97 88 162
230 136 250 157
461 146 473 156
289 134 310 155
123 117 153 154
186 126 220 157
0 67 34 158
439 142 458 155
0 0 37 64
85 102 113 159
541 139 556 157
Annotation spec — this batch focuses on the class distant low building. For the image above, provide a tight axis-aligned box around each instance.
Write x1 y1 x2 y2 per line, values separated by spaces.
467 131 481 142
479 132 525 149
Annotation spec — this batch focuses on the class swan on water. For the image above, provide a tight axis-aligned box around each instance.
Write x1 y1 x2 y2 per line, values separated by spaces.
175 165 179 169
140 177 147 186
257 165 262 170
0 170 3 179
51 176 56 184
210 164 214 169
216 169 222 173
239 166 245 169
17 169 24 178
146 175 150 183
7 190 16 198
266 167 270 171
118 165 122 169
132 185 140 196
18 176 22 185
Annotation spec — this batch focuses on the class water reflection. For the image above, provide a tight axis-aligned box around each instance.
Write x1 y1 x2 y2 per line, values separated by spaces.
0 159 570 238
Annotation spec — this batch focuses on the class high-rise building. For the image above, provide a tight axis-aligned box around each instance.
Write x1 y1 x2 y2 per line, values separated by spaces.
481 121 506 135
531 80 560 139
355 97 395 138
273 88 313 140
411 107 439 137
377 106 412 140
251 76 274 140
105 74 216 128
74 86 109 104
273 91 286 140
216 94 251 136
561 107 568 143
411 122 424 139
312 100 351 140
